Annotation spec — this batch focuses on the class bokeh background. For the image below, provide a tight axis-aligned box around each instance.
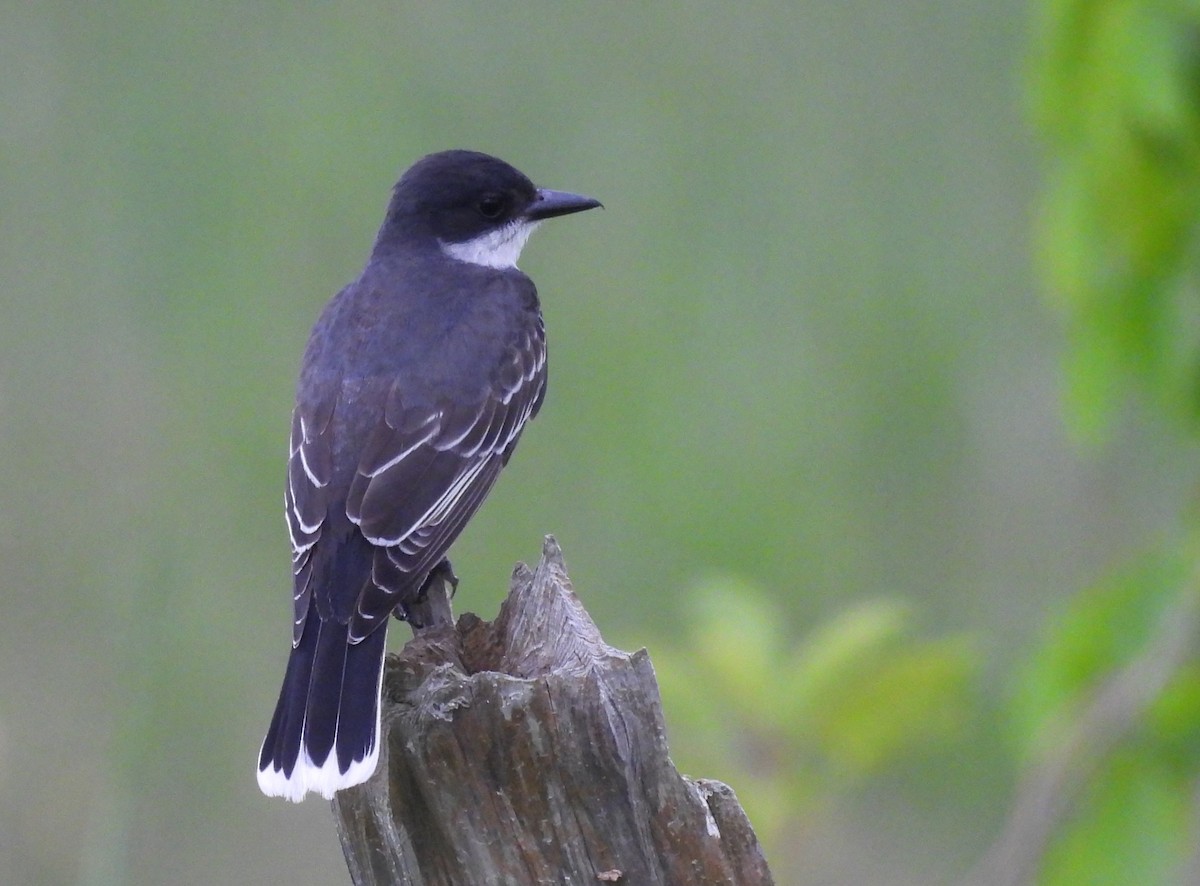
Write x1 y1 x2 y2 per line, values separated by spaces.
3 3 1198 885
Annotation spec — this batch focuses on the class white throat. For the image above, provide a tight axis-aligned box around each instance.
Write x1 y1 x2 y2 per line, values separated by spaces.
440 219 540 269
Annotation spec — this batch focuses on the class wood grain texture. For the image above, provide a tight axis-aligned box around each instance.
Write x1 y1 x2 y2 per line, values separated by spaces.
333 536 774 886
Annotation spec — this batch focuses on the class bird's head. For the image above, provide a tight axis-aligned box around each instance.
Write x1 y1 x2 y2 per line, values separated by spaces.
377 150 601 269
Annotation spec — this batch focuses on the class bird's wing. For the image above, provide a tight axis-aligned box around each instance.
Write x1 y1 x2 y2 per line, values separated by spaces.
285 388 338 646
344 318 547 641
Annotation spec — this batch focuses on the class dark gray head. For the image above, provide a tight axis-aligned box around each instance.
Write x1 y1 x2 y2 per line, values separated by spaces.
376 150 601 268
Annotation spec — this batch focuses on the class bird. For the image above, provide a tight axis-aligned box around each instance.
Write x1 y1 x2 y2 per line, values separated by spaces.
257 150 601 802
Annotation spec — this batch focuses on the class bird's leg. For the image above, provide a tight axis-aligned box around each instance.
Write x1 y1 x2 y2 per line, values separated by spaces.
429 557 460 599
397 558 458 632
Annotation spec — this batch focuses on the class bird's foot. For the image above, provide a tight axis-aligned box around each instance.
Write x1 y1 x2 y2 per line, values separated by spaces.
398 558 458 632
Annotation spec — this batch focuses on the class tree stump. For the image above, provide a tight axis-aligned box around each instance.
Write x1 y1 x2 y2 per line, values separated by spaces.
332 536 774 886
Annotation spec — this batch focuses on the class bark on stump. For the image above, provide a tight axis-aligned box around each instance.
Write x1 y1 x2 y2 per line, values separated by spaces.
333 536 774 886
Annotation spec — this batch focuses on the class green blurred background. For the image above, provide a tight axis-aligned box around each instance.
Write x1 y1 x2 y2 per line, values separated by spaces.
3 3 1198 884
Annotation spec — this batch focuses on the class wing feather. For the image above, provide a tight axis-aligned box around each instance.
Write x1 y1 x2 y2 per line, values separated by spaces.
286 392 337 645
343 323 546 640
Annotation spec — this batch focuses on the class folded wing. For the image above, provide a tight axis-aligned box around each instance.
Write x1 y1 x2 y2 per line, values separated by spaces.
344 322 547 641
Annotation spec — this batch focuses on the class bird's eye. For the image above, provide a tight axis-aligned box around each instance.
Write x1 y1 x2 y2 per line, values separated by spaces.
478 195 506 219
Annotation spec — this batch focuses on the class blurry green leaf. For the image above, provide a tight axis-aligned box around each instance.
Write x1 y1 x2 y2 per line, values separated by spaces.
688 575 784 719
810 636 974 776
1032 0 1200 437
1010 548 1186 758
783 599 909 724
1040 753 1187 886
1007 542 1200 881
652 576 979 850
1148 661 1200 763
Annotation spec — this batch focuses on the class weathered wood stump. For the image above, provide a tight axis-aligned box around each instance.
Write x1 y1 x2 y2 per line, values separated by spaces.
333 536 774 885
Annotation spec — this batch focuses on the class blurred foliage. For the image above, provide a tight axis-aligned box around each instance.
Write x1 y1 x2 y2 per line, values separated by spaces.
1034 0 1200 439
1023 0 1200 881
1011 549 1190 753
652 577 975 847
1043 762 1189 886
1010 548 1200 882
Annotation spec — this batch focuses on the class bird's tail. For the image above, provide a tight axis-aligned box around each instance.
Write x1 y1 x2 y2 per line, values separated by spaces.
256 608 388 802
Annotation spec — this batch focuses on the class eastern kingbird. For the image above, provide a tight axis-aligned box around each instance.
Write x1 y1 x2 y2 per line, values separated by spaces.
257 150 601 802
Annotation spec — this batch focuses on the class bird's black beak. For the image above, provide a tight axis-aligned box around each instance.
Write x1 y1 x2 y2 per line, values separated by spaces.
526 189 603 221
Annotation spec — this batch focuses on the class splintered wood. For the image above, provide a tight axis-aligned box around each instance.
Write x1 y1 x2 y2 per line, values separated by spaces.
333 536 774 886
